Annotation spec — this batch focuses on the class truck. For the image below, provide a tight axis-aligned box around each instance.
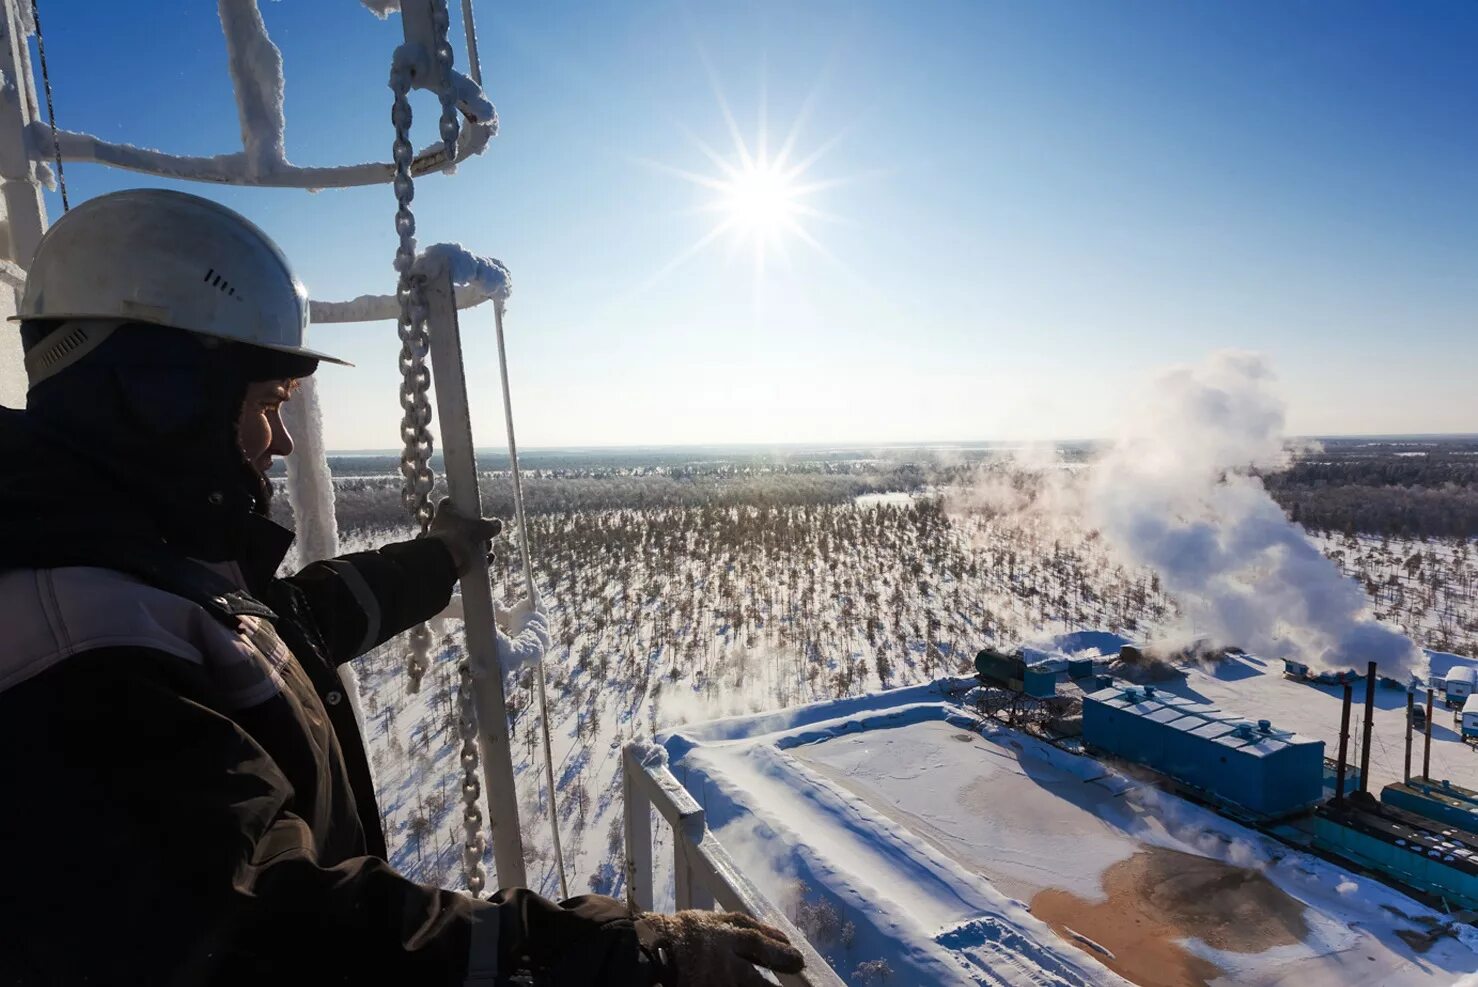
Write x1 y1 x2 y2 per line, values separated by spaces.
1445 665 1476 710
1461 694 1478 745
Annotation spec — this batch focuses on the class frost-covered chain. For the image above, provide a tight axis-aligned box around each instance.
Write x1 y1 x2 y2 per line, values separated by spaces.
430 0 461 166
391 51 435 692
387 12 485 893
457 657 487 895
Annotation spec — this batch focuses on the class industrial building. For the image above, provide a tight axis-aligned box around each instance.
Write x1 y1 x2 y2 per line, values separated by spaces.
1314 797 1478 911
1082 684 1325 819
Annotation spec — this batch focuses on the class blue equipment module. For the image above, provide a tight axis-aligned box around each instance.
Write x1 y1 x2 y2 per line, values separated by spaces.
1382 778 1478 834
1315 797 1478 910
1083 684 1325 819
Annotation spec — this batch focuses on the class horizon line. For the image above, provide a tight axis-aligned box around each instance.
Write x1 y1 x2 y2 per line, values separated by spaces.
319 432 1478 456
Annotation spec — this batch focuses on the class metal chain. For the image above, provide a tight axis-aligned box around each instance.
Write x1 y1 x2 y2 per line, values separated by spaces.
30 0 68 211
458 658 487 895
430 0 460 167
388 5 484 895
391 49 435 693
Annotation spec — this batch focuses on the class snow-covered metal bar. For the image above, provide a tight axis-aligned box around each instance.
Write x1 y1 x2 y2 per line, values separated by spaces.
621 744 846 987
0 256 26 288
0 1 46 267
424 269 526 889
623 747 655 911
309 279 499 324
30 121 492 190
22 0 498 192
0 0 46 409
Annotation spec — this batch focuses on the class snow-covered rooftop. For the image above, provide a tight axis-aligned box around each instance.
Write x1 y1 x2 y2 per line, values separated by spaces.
660 652 1478 986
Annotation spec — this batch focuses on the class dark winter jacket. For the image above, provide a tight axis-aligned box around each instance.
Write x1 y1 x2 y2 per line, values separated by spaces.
0 407 502 985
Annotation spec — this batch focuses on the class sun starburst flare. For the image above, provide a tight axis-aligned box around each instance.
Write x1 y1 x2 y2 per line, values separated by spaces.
630 61 865 299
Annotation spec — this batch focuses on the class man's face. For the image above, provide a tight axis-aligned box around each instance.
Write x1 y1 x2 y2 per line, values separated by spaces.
237 379 295 474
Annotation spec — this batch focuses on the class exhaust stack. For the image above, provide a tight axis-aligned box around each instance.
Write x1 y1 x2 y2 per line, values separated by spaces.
1423 688 1434 782
1358 661 1377 794
1404 690 1414 783
1335 681 1353 801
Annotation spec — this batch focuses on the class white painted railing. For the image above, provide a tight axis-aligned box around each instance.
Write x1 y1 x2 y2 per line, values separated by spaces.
622 745 847 987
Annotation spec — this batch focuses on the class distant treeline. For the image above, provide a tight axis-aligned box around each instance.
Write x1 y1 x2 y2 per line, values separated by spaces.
293 467 926 534
270 445 1478 539
1263 457 1478 538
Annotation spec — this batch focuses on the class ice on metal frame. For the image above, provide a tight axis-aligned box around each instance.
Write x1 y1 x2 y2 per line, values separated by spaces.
26 0 495 190
218 0 287 177
359 0 402 17
412 243 511 302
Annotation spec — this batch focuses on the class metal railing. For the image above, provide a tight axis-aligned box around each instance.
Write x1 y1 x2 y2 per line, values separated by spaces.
622 745 847 987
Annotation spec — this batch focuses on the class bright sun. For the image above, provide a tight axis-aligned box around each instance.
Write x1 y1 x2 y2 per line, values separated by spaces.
718 161 802 238
637 76 851 290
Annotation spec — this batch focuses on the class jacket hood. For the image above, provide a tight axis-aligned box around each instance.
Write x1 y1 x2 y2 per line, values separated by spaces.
0 405 293 595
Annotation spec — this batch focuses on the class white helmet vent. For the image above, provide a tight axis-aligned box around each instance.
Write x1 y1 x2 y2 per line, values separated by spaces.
23 321 123 387
204 268 240 299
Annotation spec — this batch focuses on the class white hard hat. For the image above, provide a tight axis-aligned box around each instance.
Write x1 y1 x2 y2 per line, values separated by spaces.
15 188 348 369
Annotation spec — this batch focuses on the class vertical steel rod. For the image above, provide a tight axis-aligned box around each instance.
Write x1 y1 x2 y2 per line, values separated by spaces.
425 272 526 889
492 297 568 900
460 0 482 86
1335 682 1352 801
1358 661 1377 794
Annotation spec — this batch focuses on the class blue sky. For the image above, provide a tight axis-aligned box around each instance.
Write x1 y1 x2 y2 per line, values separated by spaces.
32 1 1478 450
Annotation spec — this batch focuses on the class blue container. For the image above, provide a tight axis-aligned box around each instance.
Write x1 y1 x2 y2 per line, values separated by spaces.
1382 780 1478 833
1083 684 1325 818
1024 668 1057 699
1315 801 1478 910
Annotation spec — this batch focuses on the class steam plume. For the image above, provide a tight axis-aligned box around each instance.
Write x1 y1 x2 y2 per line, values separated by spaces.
1088 351 1419 678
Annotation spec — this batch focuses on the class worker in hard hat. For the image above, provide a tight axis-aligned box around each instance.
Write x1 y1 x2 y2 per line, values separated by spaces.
0 189 803 987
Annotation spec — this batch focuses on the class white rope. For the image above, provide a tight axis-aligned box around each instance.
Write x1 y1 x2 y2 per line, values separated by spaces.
493 297 569 899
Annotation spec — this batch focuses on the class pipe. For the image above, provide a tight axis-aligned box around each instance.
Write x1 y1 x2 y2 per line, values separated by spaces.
1358 661 1377 794
1404 690 1414 783
1423 688 1434 781
1335 682 1352 801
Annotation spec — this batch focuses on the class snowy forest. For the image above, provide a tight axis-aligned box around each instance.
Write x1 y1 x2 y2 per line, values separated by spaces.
271 439 1478 900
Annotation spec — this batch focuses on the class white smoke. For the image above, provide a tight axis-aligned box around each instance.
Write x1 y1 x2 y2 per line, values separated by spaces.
1087 350 1420 678
654 655 797 729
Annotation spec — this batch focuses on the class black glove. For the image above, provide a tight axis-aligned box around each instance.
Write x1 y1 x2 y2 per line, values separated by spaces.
489 889 657 986
488 889 806 987
428 497 502 574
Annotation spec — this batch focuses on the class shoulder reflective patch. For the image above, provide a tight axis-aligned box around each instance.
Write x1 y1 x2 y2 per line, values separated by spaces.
0 567 289 709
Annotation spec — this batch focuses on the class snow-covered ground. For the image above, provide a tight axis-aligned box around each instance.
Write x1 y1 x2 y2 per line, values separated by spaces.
325 495 1477 984
662 663 1478 986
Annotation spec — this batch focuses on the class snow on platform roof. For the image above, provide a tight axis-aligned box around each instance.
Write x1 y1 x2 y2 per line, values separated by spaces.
1086 684 1319 755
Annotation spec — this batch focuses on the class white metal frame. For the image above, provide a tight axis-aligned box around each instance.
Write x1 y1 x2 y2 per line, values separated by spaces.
425 271 527 887
622 745 847 987
0 1 48 288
